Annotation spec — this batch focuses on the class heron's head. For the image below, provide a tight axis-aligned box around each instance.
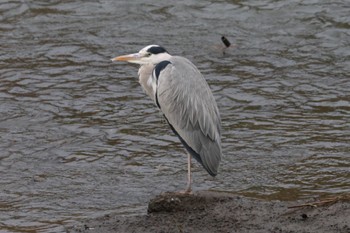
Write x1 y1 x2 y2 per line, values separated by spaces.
112 45 171 65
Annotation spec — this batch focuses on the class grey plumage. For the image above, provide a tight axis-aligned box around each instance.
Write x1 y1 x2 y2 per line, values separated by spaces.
155 56 221 176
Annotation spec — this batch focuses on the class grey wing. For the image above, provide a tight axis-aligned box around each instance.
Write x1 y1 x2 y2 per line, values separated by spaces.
156 56 222 176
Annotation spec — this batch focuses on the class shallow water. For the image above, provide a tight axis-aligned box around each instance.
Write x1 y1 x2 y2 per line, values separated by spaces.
0 0 349 232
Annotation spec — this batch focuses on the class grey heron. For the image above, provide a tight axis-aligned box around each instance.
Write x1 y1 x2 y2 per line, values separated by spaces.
112 45 222 193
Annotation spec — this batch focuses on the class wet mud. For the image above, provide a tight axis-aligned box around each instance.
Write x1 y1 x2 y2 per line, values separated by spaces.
68 191 350 233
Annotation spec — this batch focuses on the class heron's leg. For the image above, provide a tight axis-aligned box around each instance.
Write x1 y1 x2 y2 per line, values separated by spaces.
185 153 192 193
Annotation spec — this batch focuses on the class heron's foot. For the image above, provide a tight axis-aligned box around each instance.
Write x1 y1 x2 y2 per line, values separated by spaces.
178 185 192 195
178 190 193 195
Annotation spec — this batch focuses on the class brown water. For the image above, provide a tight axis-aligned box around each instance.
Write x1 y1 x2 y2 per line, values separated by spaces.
0 0 349 232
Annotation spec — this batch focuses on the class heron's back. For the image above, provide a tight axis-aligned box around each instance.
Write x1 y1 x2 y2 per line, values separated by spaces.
156 56 222 176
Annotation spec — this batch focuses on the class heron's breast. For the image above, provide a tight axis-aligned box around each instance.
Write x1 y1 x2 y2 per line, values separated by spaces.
147 76 157 96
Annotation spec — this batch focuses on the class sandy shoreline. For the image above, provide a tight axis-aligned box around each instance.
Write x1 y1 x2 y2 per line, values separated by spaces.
67 191 350 233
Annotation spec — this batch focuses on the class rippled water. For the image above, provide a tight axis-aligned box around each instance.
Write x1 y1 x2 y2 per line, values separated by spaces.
1 0 349 232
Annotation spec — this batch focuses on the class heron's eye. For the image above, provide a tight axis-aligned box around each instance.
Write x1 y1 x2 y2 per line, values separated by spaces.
145 53 151 57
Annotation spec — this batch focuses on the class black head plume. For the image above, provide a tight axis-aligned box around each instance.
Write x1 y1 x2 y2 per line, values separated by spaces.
147 45 168 55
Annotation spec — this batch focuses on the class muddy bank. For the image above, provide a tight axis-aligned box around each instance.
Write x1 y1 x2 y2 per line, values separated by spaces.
67 191 350 233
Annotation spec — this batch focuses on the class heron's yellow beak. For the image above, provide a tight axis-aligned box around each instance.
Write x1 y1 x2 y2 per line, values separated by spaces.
111 53 141 62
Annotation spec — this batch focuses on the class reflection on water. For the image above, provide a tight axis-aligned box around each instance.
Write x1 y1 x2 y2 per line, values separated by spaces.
1 0 349 232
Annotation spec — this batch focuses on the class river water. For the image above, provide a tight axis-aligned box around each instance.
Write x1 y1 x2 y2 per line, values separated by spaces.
0 0 349 232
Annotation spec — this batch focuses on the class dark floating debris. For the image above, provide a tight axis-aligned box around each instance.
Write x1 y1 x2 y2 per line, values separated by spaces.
221 36 231 48
211 36 235 55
